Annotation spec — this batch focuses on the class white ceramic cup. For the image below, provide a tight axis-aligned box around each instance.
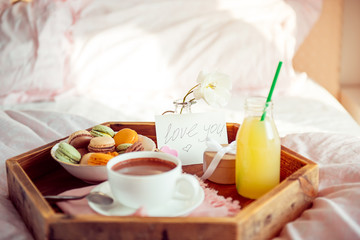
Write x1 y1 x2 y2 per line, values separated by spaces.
107 151 200 210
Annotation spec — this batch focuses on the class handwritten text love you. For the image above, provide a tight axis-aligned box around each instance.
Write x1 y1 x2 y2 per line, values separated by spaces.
164 123 226 144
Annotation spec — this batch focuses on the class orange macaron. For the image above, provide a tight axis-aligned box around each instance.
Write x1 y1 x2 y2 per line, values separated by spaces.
113 128 138 147
80 152 115 166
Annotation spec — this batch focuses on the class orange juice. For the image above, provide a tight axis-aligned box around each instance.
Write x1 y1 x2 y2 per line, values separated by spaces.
235 98 280 199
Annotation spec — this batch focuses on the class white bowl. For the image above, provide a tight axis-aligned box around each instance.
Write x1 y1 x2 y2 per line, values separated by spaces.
51 135 156 183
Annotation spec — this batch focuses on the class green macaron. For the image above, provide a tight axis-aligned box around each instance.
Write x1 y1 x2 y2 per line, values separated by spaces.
55 142 81 164
116 143 133 153
90 125 115 138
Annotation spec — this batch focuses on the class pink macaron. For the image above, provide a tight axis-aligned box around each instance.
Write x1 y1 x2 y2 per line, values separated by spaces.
68 130 93 149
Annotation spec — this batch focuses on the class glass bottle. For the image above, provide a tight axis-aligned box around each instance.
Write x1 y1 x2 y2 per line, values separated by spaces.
173 99 196 114
235 97 280 199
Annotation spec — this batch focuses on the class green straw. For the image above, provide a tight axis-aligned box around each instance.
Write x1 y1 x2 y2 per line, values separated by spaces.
260 61 283 121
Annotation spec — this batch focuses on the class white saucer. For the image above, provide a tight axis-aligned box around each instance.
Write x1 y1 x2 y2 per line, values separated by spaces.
88 181 205 217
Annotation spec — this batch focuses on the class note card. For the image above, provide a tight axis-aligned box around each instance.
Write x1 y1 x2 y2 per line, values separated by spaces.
155 112 228 165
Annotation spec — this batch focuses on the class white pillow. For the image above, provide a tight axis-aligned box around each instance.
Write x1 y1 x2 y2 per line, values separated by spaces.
67 0 321 103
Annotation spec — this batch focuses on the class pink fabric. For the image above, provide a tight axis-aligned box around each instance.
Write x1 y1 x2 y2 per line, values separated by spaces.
275 133 360 240
0 1 74 104
57 186 97 215
56 178 241 217
286 0 323 50
189 179 240 217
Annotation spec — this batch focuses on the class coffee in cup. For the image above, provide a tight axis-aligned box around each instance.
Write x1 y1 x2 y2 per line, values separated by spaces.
107 151 200 210
112 157 176 176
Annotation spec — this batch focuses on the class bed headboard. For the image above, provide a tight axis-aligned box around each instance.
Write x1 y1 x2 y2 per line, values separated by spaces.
293 0 343 100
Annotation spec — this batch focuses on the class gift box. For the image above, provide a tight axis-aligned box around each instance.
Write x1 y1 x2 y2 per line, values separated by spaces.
203 145 236 184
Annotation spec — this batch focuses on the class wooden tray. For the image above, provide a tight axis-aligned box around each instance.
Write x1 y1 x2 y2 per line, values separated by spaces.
6 122 318 240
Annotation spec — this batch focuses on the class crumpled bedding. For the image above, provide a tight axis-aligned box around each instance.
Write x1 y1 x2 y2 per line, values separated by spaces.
277 133 360 240
0 110 96 240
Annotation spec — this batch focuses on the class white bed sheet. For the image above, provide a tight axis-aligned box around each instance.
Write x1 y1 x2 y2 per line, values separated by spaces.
2 75 359 137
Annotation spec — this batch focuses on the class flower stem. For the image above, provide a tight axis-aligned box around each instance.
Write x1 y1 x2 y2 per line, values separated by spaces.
180 97 196 114
182 84 200 103
180 84 199 114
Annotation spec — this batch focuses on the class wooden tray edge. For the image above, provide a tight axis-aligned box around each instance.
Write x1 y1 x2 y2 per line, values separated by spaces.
6 159 56 239
235 157 318 239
